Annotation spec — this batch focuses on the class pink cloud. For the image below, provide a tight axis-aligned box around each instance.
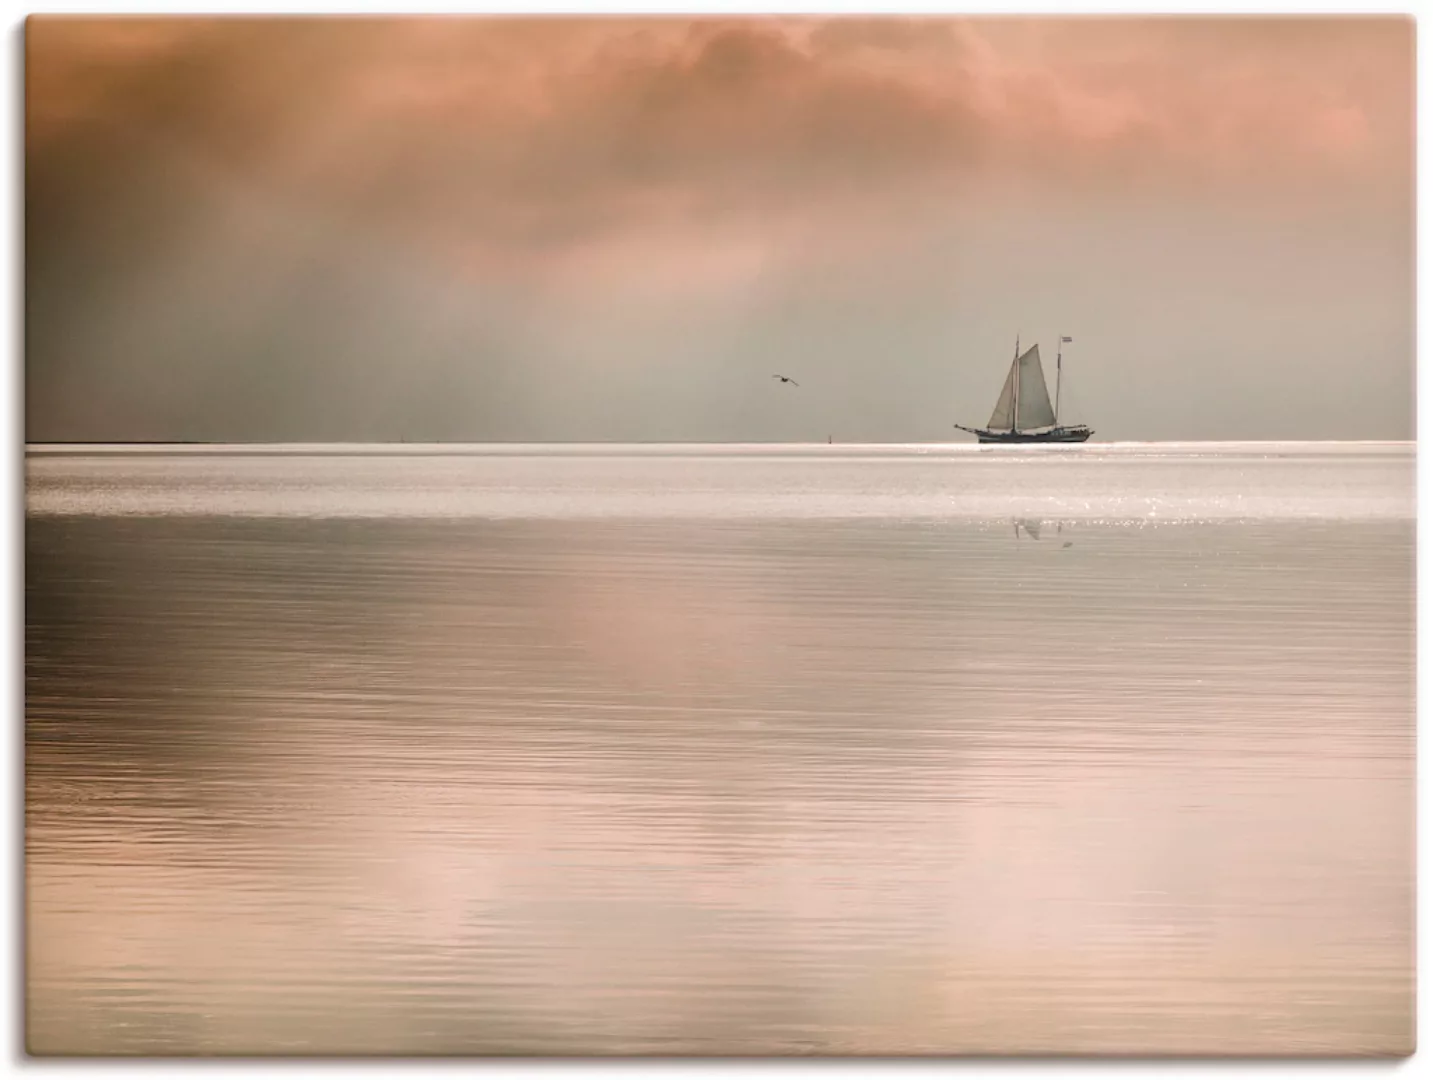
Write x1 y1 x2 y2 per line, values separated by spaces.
27 16 1412 288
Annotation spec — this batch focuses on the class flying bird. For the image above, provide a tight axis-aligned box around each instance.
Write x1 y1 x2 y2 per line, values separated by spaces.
772 375 799 387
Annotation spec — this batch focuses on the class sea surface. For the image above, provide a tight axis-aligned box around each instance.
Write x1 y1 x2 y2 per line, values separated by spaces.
25 443 1414 1055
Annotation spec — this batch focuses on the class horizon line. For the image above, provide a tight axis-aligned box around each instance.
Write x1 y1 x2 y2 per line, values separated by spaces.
25 439 1416 451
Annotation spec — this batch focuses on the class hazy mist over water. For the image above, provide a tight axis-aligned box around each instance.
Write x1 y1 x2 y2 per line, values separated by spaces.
24 16 1414 444
25 444 1413 1055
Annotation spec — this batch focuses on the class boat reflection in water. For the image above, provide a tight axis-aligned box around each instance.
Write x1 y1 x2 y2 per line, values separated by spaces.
1013 519 1074 547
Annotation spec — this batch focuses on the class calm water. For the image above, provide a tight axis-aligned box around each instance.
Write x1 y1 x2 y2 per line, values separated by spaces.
25 443 1414 1055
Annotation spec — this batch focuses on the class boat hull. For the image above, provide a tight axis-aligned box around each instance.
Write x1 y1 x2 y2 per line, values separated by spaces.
969 426 1093 444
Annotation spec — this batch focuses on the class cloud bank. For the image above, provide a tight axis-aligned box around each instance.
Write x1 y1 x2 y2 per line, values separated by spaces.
26 16 1413 442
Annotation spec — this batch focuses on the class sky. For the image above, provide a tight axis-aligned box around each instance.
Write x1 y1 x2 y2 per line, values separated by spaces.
25 15 1414 442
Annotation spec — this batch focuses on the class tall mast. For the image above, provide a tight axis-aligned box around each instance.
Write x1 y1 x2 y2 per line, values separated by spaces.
1055 337 1062 425
1011 334 1020 433
1056 335 1071 426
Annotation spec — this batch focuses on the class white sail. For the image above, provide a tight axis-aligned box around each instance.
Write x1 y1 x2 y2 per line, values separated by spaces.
987 360 1017 430
1015 345 1056 430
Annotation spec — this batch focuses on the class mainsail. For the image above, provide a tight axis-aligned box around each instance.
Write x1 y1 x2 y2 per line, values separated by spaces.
1015 345 1056 430
987 344 1057 431
986 362 1018 430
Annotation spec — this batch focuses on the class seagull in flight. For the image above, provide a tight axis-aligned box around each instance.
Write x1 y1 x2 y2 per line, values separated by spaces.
772 374 799 387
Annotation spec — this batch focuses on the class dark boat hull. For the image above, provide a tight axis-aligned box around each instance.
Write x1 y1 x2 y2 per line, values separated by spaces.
961 425 1093 444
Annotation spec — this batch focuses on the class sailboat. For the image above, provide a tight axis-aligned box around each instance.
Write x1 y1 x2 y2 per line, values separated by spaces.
954 336 1093 444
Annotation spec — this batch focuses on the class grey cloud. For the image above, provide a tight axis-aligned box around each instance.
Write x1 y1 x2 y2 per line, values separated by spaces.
24 17 1414 443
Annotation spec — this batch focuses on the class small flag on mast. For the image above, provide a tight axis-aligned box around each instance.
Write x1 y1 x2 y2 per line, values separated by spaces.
1060 336 1073 343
